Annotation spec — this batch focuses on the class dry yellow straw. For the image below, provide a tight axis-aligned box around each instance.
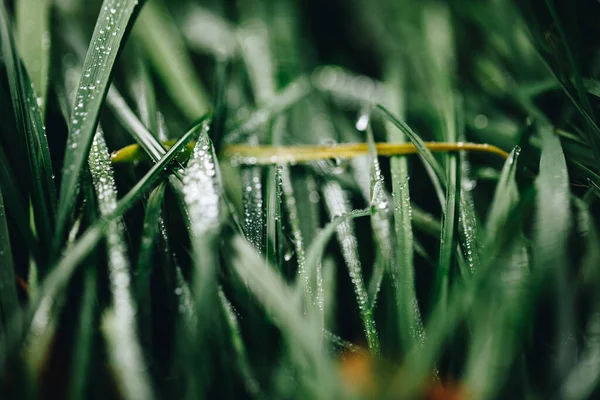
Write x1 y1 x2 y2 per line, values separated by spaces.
222 142 509 165
111 140 508 165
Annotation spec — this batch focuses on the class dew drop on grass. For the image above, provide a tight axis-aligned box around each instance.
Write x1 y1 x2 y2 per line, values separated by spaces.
88 130 152 399
182 120 220 235
323 181 379 354
241 156 265 253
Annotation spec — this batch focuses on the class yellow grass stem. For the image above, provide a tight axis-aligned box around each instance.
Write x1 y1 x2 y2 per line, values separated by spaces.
111 140 508 165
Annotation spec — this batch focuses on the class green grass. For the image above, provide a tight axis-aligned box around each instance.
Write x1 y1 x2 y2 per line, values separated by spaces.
1 0 600 398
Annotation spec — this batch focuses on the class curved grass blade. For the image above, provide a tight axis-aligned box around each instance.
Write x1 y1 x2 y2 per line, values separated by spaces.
486 147 521 239
299 209 370 305
225 77 311 144
534 124 572 376
376 104 446 186
218 288 263 398
242 164 266 254
1 0 56 255
16 0 50 113
228 234 337 398
135 0 210 121
383 80 425 351
0 120 201 376
361 119 392 312
323 181 380 354
464 149 529 399
280 166 309 309
107 86 166 161
88 131 154 400
134 183 166 347
55 0 146 249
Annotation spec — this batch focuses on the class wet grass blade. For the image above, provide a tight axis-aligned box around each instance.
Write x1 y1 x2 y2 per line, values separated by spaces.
228 234 337 398
1 0 56 256
218 288 262 398
15 0 50 113
377 104 446 186
242 165 266 254
281 166 308 309
88 130 154 400
486 147 522 239
323 181 380 354
135 183 166 345
107 86 166 161
8 120 202 367
383 80 425 351
135 0 210 121
55 0 145 248
362 121 392 312
534 124 573 376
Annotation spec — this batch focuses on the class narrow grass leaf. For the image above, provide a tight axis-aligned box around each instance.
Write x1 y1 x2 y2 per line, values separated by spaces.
89 130 154 400
534 124 572 375
228 234 336 397
323 181 380 354
486 147 521 239
280 166 308 308
218 289 262 398
242 165 266 254
9 120 201 373
16 0 50 112
56 0 145 248
383 81 425 351
135 183 166 345
377 104 446 186
107 86 166 161
1 0 56 254
362 119 393 311
135 0 210 121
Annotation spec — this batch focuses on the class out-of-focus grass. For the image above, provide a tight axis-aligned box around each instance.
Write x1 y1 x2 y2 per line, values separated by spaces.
1 0 600 398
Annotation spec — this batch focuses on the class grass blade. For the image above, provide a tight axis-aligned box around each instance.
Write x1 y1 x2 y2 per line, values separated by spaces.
218 288 262 398
15 0 50 112
135 0 210 121
322 181 380 354
383 77 425 351
486 147 522 239
376 104 446 186
55 0 145 248
1 0 57 256
134 183 166 347
228 234 336 398
88 130 154 400
242 165 266 253
6 120 202 370
534 124 573 376
281 166 309 309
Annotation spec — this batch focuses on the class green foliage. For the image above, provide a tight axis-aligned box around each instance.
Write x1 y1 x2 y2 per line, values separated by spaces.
1 0 599 398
